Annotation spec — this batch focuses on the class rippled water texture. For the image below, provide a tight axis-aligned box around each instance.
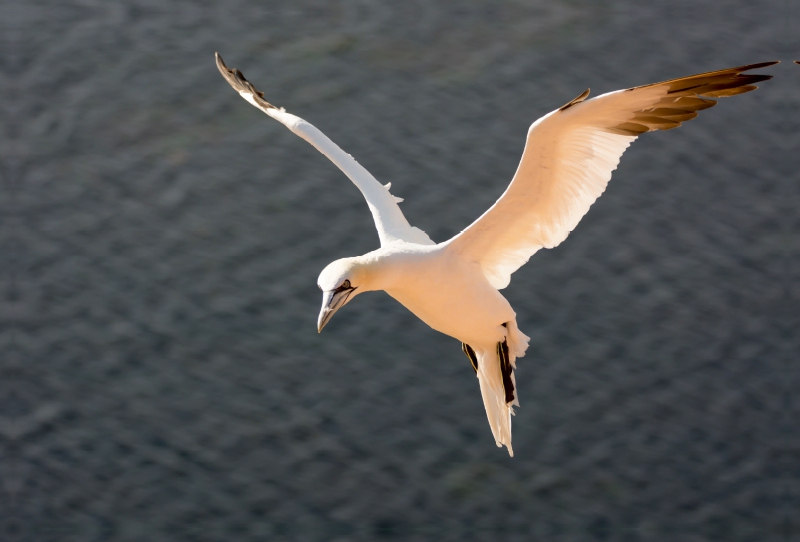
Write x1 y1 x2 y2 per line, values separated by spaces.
3 1 799 540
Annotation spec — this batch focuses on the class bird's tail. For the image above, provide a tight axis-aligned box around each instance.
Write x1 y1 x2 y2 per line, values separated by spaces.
474 326 528 457
476 349 514 455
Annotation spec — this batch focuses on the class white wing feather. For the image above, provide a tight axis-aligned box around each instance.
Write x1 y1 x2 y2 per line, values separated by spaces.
446 62 777 289
216 53 434 247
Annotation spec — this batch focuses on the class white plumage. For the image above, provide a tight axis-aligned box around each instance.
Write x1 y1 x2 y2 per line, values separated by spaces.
216 54 776 456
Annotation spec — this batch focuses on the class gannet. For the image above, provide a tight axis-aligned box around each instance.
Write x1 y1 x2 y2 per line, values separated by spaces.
216 54 777 456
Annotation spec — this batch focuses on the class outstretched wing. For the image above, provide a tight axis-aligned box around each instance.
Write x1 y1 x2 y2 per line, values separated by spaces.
446 61 778 289
216 53 434 247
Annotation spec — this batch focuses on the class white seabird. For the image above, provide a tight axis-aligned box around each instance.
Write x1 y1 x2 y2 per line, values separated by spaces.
216 54 777 456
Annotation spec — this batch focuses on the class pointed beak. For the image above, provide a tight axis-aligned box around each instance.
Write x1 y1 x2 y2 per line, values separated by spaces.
317 287 356 332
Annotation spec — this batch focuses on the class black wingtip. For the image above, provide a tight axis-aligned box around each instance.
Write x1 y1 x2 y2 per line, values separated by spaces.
214 52 277 110
215 51 235 83
738 60 780 70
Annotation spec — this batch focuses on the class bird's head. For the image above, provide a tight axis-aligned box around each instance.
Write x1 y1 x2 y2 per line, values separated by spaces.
316 257 369 332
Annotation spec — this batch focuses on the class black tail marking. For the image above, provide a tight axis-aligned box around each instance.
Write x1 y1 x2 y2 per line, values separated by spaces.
462 343 478 374
497 339 515 405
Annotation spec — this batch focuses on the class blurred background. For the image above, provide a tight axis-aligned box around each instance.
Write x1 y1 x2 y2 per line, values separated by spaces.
3 1 799 540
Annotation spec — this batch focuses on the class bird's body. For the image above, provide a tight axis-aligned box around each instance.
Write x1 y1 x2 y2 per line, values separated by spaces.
317 240 528 453
216 53 777 455
364 242 515 347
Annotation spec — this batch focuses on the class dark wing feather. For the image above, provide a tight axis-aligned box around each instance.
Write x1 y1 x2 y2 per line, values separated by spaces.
608 61 778 135
215 52 277 111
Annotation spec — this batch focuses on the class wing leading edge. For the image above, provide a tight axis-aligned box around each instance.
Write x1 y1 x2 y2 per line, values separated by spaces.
216 53 434 247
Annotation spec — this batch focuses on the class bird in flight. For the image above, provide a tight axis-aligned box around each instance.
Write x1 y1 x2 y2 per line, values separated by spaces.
216 53 777 456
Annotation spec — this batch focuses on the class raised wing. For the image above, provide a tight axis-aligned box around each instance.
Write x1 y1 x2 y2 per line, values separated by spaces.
215 53 434 247
446 61 778 289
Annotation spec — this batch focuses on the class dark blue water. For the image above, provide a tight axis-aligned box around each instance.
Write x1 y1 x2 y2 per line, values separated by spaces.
3 1 798 540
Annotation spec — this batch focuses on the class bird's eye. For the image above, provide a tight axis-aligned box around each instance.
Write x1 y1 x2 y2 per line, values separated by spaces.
341 279 351 289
